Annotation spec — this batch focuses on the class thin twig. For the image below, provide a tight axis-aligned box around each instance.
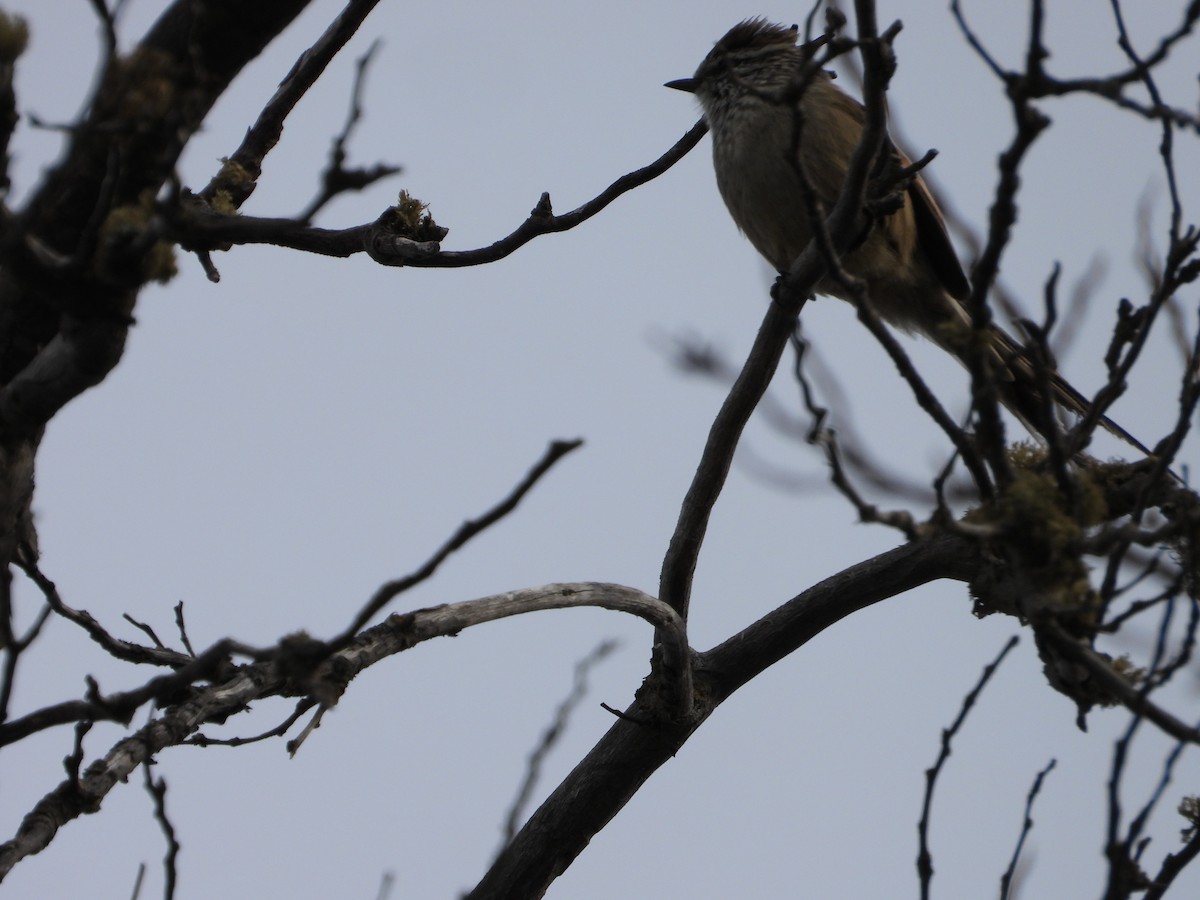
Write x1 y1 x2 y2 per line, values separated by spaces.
0 641 236 747
142 759 179 900
334 438 583 643
850 289 994 494
498 639 618 847
123 615 166 650
285 704 326 756
85 0 126 70
173 603 195 658
0 599 51 721
917 635 1019 900
16 558 188 667
791 332 918 537
999 758 1057 900
1145 799 1200 898
186 699 315 748
0 582 682 879
295 38 400 224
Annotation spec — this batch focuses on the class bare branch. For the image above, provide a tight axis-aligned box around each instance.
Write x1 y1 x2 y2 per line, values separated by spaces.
999 758 1057 900
199 0 385 211
0 595 50 721
334 438 583 642
473 533 979 900
498 639 618 847
173 603 196 658
0 10 26 197
0 641 236 747
122 614 167 650
1145 799 1200 899
0 1 320 433
173 121 709 268
658 291 806 622
285 704 327 756
85 0 129 70
1041 622 1200 745
791 332 919 537
669 329 981 505
917 636 1019 899
16 557 190 667
141 759 179 900
187 699 315 749
0 580 680 878
850 289 995 493
295 39 401 224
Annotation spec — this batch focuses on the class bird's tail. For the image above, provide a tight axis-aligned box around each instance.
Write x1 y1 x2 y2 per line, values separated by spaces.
981 326 1152 456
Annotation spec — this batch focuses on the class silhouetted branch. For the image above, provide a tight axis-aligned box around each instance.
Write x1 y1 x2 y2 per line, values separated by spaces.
917 636 1019 899
999 758 1056 900
1145 799 1200 899
791 330 919 537
296 39 401 224
16 557 189 667
0 596 49 722
0 641 236 747
658 291 806 623
0 579 680 877
173 121 709 268
498 639 618 847
198 0 385 211
474 531 979 900
1042 621 1200 746
142 759 179 900
335 438 584 642
186 699 315 748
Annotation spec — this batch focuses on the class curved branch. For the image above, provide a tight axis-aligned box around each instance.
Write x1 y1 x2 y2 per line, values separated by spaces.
657 293 806 622
372 119 707 266
170 121 709 268
0 582 681 880
470 534 974 900
355 583 685 675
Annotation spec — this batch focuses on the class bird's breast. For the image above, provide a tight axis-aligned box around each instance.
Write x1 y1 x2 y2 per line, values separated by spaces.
709 103 812 272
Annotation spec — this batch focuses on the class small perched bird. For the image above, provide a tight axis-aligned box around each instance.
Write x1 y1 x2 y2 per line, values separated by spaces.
667 18 1141 449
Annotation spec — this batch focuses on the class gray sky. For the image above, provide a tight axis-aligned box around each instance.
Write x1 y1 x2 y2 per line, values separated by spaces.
3 1 1199 898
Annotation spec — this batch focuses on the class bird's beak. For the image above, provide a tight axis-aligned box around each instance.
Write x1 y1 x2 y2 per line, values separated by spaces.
664 77 697 93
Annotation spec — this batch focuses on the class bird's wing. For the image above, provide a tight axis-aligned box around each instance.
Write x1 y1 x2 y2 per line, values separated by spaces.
903 158 972 301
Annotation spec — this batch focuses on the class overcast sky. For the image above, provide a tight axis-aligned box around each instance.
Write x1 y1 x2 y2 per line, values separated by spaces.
3 2 1199 898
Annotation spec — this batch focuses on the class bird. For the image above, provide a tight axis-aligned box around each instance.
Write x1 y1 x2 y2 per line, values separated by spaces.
666 18 1146 452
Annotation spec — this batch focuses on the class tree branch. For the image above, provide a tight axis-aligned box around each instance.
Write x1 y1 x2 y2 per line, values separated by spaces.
333 438 584 643
471 533 975 899
171 121 709 268
0 581 682 879
198 0 385 210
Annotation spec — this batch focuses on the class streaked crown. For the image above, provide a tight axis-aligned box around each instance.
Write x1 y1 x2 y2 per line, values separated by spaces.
692 19 802 97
